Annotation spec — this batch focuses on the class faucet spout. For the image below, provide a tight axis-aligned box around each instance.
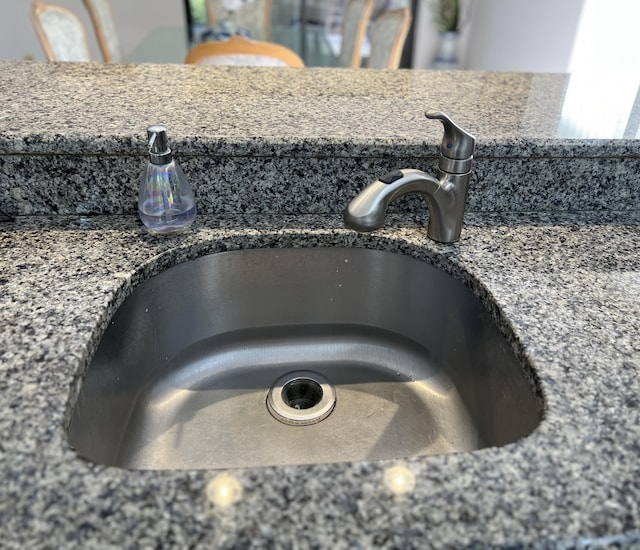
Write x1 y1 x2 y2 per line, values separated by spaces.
344 111 475 243
344 168 469 243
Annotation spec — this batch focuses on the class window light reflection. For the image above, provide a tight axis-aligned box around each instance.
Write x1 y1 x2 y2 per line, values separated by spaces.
558 0 640 138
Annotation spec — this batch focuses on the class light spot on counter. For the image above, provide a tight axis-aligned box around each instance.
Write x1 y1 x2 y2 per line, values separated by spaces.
206 472 243 508
383 465 416 496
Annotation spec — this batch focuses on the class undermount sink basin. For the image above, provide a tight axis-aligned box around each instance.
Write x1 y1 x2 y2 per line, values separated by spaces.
68 247 542 470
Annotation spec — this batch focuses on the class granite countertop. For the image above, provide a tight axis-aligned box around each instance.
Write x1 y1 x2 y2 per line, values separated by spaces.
0 61 640 547
0 61 638 158
2 212 639 547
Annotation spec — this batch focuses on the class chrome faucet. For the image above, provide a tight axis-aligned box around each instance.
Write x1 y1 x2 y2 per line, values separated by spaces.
344 111 476 243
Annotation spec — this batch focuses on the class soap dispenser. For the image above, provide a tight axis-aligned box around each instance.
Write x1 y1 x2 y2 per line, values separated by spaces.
138 125 196 234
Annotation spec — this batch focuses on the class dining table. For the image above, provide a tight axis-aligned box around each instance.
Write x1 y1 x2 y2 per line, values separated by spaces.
128 23 338 67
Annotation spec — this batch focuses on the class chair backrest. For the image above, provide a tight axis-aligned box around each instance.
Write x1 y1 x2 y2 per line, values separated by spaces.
83 0 123 63
338 0 374 68
185 36 305 67
367 7 411 69
206 0 272 41
31 0 92 61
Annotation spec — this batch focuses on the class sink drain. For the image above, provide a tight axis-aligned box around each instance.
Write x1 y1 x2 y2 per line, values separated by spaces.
266 371 336 426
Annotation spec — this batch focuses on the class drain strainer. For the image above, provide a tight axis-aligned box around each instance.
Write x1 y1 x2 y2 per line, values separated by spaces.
266 370 336 426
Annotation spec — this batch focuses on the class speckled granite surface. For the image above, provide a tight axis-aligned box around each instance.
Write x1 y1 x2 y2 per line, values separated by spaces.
1 212 640 548
0 62 637 157
1 62 639 217
0 61 639 547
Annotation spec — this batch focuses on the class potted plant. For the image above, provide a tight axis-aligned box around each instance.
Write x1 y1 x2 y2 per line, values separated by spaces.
432 0 461 68
434 0 460 32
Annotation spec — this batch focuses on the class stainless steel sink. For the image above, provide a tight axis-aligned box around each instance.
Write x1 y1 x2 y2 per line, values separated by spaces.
68 247 542 470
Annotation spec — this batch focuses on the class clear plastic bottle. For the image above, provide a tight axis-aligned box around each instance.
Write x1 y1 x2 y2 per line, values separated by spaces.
138 125 196 234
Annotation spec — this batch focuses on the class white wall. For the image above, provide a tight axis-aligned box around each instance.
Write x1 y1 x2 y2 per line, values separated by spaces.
411 0 438 69
412 0 584 72
0 0 184 62
462 0 584 72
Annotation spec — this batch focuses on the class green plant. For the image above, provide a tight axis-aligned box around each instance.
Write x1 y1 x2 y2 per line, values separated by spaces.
434 0 459 32
189 0 208 24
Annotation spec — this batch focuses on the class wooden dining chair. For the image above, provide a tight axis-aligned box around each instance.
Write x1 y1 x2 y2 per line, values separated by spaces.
367 7 411 69
82 0 123 63
31 0 92 61
185 36 305 67
206 0 273 41
338 0 374 68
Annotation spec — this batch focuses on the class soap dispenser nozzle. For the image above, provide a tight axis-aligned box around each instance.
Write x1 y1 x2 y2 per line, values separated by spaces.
138 125 196 234
147 125 172 165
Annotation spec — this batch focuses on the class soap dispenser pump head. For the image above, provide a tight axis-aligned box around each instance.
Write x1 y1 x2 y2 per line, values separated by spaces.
147 125 173 165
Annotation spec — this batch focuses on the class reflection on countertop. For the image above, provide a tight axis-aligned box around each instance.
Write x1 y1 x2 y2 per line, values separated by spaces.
558 72 640 139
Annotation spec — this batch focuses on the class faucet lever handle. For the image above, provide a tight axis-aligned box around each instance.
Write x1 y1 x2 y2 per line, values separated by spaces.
425 111 475 163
